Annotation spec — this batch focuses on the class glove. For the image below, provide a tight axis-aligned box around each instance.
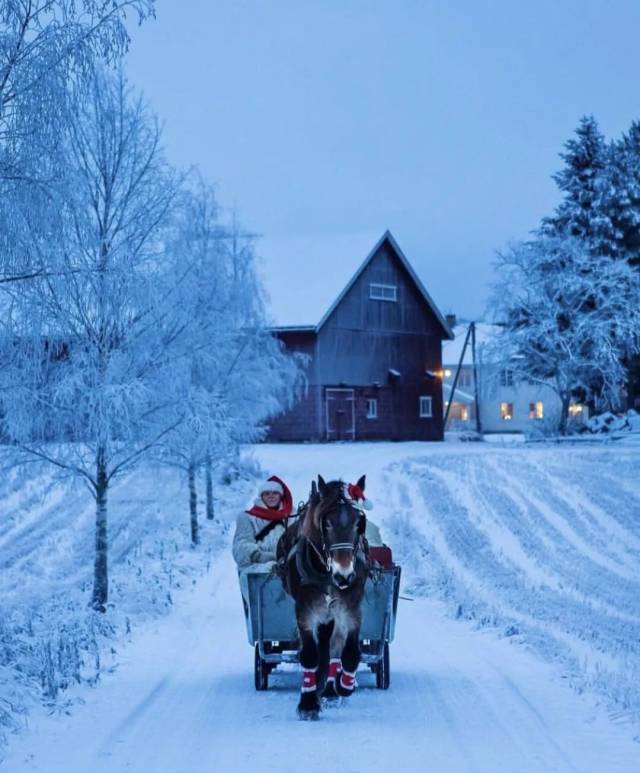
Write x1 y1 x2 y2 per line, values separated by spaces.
250 548 273 563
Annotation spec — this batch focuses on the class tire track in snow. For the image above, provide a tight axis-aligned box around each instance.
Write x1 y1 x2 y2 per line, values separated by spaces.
460 456 640 625
482 455 636 579
384 460 627 674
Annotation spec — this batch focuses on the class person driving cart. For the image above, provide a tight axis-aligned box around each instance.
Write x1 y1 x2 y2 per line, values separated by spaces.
233 475 293 603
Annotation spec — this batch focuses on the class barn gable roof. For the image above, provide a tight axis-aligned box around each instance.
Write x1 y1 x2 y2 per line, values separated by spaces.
260 229 453 339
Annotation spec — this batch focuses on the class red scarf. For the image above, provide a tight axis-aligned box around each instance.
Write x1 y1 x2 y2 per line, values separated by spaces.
245 475 293 521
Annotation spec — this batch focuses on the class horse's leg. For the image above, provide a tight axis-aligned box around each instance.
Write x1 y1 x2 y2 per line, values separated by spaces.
322 625 345 699
316 620 334 695
336 625 361 697
297 600 321 720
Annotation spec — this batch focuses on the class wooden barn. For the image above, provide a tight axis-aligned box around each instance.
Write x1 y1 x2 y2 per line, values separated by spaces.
263 230 453 441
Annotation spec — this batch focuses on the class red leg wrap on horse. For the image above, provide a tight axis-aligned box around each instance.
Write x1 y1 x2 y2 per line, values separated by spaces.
340 669 356 691
328 659 341 680
301 668 317 693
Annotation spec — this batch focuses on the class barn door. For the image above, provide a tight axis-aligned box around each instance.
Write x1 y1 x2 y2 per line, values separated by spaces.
325 388 355 441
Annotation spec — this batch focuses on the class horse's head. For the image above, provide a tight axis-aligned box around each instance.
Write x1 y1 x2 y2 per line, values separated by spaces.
304 474 367 589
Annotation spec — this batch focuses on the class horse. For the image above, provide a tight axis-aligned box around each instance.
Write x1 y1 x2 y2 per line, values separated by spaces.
276 474 369 720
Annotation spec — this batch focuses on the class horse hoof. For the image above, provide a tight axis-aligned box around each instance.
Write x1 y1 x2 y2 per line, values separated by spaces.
297 707 320 721
321 681 339 700
297 690 321 719
335 681 356 698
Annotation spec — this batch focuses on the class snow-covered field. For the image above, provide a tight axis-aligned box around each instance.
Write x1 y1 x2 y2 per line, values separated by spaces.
2 440 639 771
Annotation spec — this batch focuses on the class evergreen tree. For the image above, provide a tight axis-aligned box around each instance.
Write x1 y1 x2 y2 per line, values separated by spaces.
541 115 613 256
608 121 640 266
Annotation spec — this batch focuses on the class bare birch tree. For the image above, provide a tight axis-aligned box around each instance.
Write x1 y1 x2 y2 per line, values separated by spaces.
157 182 300 544
0 69 186 610
0 1 155 284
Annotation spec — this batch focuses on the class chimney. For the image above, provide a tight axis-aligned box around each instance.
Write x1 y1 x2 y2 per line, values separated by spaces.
445 313 457 330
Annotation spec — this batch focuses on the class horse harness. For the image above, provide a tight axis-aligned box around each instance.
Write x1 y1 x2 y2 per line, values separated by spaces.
283 497 368 590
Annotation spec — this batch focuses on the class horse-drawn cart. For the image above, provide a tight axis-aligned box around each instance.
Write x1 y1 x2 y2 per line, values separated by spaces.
243 562 401 691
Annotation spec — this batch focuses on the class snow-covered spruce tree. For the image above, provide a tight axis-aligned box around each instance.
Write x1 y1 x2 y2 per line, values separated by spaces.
157 183 300 545
490 235 640 434
0 69 189 611
606 121 640 267
0 1 155 283
541 116 615 257
522 116 640 414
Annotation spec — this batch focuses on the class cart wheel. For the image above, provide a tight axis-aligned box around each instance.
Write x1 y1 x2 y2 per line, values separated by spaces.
254 645 269 690
375 642 390 689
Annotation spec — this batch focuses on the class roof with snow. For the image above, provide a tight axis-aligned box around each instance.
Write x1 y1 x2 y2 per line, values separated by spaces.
442 322 500 366
257 229 453 337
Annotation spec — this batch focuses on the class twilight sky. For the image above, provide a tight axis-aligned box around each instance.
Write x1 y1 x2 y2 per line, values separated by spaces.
125 0 640 319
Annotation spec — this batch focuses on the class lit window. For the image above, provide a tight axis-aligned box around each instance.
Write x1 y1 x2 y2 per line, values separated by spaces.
419 396 433 418
450 403 470 422
568 403 583 416
528 401 544 420
500 402 514 420
369 283 397 302
366 398 378 419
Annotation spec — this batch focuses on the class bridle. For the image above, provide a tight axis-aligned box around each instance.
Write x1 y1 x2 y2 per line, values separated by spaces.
306 496 363 573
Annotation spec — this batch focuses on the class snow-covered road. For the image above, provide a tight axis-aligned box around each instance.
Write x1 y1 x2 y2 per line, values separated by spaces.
5 552 637 773
4 442 639 772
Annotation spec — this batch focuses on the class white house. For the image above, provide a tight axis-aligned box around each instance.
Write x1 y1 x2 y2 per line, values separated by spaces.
442 322 588 434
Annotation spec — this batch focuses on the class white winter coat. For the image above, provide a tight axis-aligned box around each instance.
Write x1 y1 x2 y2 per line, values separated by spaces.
232 511 287 570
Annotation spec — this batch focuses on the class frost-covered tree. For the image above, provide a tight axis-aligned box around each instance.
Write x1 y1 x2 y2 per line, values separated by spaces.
157 184 300 544
0 70 185 610
605 122 640 266
0 1 155 285
490 235 640 433
0 0 154 166
541 116 614 257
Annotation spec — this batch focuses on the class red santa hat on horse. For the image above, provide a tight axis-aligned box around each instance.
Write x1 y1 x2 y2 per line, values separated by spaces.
345 475 373 510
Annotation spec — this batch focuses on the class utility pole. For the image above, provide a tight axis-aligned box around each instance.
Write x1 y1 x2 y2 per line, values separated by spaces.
470 322 482 434
443 324 472 428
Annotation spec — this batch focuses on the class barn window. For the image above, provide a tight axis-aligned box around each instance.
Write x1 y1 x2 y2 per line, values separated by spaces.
500 402 514 420
369 283 397 302
366 398 378 419
528 401 544 420
419 396 433 418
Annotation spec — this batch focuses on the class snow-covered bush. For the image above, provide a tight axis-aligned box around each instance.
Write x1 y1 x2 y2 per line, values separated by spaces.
583 409 640 435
